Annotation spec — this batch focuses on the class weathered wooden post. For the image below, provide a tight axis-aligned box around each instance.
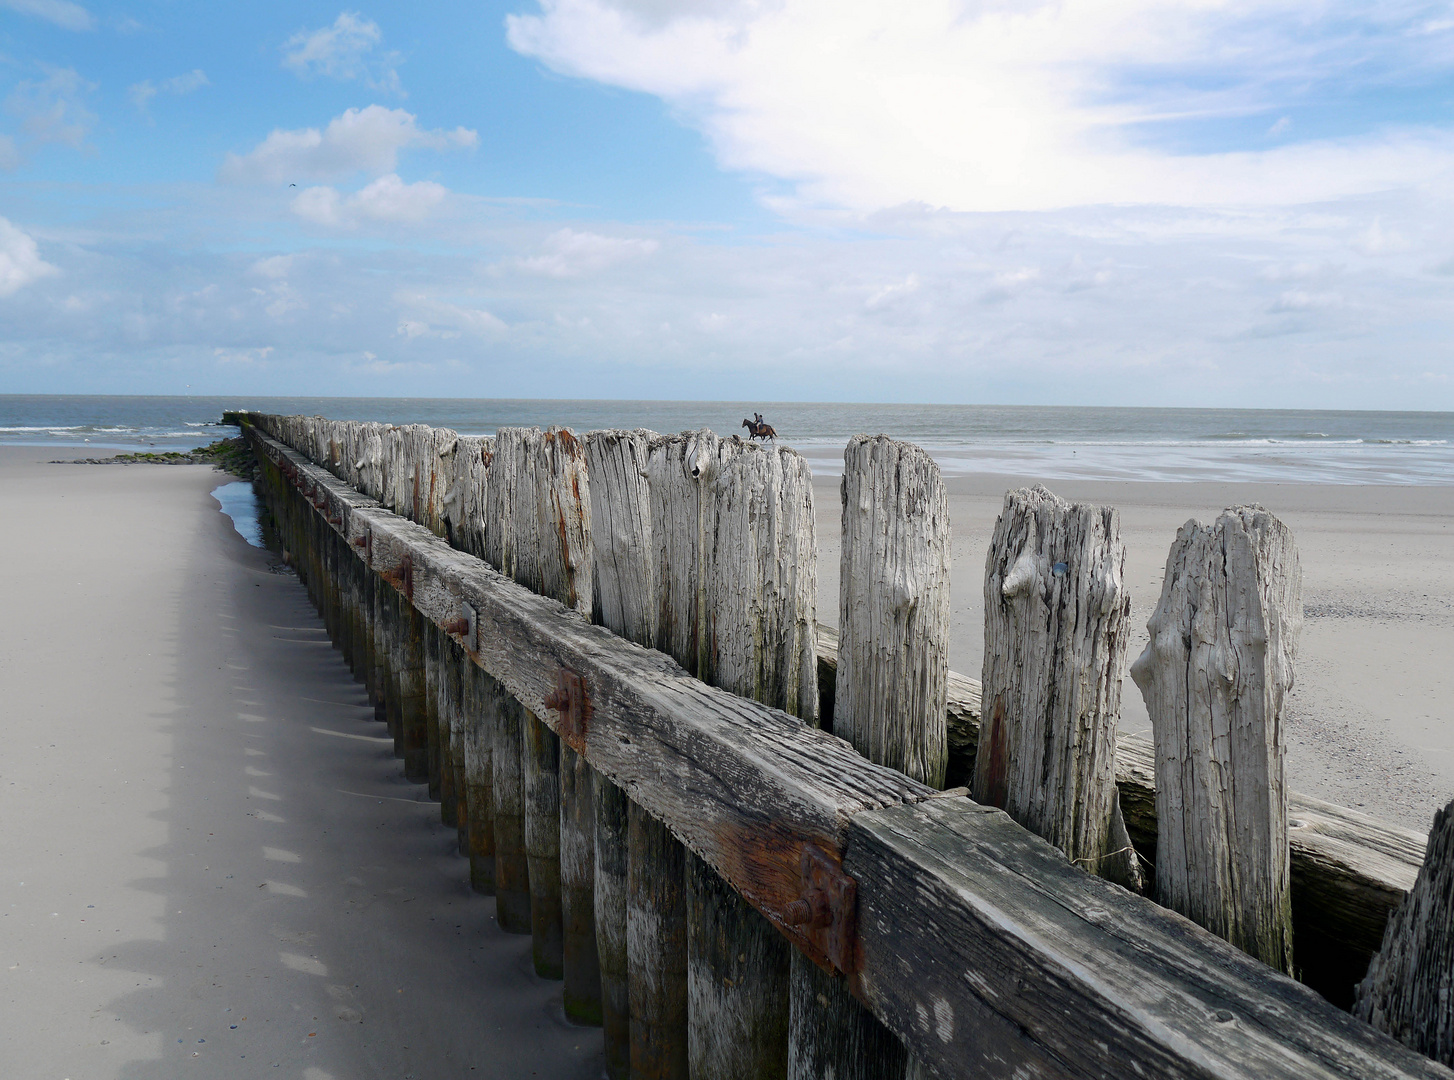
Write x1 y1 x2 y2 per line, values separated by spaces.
463 663 496 891
629 798 689 1079
690 436 817 1080
560 741 601 1023
973 484 1142 892
593 772 630 1079
1130 504 1300 972
791 434 951 1080
489 674 531 933
585 428 656 1076
523 708 565 978
1355 797 1454 1065
491 427 594 980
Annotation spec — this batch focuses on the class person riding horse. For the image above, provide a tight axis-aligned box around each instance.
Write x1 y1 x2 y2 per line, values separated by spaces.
741 415 777 441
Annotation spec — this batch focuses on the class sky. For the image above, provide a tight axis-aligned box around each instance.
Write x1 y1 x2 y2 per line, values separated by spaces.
3 1 1454 408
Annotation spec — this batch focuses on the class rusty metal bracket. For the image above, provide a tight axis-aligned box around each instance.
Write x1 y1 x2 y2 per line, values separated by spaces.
784 843 857 976
543 669 590 753
443 601 476 651
380 552 413 600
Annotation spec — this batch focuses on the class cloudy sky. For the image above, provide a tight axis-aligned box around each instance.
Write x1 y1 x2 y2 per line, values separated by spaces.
3 1 1454 407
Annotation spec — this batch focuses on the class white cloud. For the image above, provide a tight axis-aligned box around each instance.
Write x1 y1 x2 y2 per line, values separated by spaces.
249 254 295 279
213 346 275 366
0 0 94 31
220 105 476 184
4 67 96 151
506 0 1454 213
283 12 403 95
129 69 209 112
291 173 449 227
515 228 659 277
0 217 59 296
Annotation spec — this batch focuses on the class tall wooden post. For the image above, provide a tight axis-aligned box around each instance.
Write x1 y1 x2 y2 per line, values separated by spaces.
463 663 496 892
792 434 952 1080
629 799 689 1080
523 708 564 979
436 634 460 828
683 434 816 1080
974 484 1142 892
424 621 444 801
1355 797 1454 1065
490 674 531 933
491 427 594 982
836 435 948 787
585 428 655 1073
399 605 429 784
561 744 602 1023
1130 505 1300 972
594 770 630 1079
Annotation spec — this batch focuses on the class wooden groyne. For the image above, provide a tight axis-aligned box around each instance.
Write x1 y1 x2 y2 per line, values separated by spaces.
233 410 1449 1080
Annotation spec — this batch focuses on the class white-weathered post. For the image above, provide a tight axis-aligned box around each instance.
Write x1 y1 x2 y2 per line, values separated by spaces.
1130 504 1301 971
974 485 1142 892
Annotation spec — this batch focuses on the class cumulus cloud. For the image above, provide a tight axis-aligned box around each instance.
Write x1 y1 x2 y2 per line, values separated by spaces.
0 217 59 296
291 173 449 227
220 105 476 184
0 0 94 31
506 0 1454 212
515 228 659 277
4 67 96 152
284 11 403 95
128 69 210 113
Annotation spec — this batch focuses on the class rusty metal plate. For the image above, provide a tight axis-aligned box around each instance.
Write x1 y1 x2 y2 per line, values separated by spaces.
543 668 590 754
787 842 858 976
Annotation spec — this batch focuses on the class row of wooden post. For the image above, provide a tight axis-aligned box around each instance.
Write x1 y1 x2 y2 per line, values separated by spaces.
253 412 1453 1074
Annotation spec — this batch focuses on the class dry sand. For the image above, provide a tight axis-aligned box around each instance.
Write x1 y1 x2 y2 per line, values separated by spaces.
0 447 602 1079
814 473 1454 833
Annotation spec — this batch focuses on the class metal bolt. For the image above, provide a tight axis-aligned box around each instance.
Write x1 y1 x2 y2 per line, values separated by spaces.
443 618 469 636
783 889 832 929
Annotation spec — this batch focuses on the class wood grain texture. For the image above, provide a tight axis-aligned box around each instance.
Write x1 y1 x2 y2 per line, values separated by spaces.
523 709 564 979
463 663 496 894
594 767 630 1080
561 748 603 1025
848 795 1450 1080
489 677 531 934
788 950 906 1080
246 421 1446 1080
585 429 657 646
629 800 689 1080
688 851 789 1080
974 485 1140 891
836 435 948 788
1355 798 1454 1065
1131 506 1301 972
823 619 1421 1004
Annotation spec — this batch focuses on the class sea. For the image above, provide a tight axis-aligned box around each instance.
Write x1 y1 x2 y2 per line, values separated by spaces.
3 394 1453 485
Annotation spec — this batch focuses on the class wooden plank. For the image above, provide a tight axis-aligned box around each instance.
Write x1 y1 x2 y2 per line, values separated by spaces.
561 743 602 1024
463 663 496 892
846 796 1451 1080
1130 506 1300 971
594 769 631 1079
630 800 688 1080
1355 798 1454 1065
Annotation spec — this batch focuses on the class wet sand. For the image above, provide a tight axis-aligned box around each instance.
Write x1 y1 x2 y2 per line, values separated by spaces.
814 473 1454 833
0 447 602 1079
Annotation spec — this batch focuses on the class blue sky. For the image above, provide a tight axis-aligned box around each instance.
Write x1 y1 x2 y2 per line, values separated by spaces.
4 1 1454 407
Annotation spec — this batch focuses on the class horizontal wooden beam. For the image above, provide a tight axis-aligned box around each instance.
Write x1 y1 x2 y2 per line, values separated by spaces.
816 622 1426 1005
246 421 1448 1080
847 797 1447 1080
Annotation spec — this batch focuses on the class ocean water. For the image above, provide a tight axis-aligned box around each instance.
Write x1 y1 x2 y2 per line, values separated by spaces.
3 394 1453 485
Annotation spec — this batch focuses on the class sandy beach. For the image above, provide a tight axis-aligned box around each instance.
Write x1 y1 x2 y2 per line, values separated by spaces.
0 447 602 1079
814 473 1454 833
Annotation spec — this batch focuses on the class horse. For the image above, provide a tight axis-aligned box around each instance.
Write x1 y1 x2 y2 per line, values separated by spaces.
741 418 777 441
